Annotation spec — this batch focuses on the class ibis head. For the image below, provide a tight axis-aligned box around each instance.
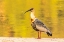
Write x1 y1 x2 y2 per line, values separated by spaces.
24 8 34 14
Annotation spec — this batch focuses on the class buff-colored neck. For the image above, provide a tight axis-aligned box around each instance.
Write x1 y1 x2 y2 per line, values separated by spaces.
30 10 36 22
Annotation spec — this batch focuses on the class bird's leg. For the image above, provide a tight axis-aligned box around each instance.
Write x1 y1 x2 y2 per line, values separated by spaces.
38 31 39 39
37 31 41 39
39 31 41 39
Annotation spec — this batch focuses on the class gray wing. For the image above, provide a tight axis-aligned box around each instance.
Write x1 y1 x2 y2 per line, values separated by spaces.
34 19 50 32
33 19 52 36
31 22 39 31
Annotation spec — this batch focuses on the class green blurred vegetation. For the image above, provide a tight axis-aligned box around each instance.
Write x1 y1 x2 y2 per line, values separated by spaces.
0 0 64 38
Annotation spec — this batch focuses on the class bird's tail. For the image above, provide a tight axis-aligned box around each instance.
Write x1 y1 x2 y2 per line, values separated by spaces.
46 30 52 36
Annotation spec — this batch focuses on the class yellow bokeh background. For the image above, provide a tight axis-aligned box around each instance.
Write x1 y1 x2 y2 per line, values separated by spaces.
0 0 64 38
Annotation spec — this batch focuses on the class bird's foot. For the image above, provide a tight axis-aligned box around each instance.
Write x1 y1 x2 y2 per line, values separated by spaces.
37 37 41 39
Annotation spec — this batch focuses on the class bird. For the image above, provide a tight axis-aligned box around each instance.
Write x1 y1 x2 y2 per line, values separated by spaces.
24 8 52 39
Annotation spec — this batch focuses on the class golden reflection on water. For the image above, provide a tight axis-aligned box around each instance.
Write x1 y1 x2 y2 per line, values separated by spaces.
0 0 64 38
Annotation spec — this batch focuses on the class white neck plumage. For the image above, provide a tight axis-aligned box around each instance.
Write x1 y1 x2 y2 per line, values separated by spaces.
30 11 36 18
30 11 37 22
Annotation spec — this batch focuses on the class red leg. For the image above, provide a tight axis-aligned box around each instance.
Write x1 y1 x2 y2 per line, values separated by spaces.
37 31 41 39
38 31 39 39
40 31 41 39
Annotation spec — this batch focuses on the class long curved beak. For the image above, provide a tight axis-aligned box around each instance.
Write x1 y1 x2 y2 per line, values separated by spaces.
24 10 30 14
24 8 34 14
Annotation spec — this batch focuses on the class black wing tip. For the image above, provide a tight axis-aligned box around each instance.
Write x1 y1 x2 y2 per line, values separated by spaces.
49 34 52 36
46 32 52 36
